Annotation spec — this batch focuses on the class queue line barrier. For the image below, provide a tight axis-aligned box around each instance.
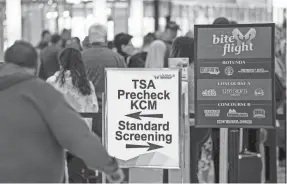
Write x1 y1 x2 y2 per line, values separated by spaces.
79 112 285 183
80 112 286 120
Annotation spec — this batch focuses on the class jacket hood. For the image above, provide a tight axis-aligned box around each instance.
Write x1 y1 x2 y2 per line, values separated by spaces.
0 63 36 91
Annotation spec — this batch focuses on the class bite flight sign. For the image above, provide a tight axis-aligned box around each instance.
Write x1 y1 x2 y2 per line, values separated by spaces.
105 68 181 169
194 24 275 128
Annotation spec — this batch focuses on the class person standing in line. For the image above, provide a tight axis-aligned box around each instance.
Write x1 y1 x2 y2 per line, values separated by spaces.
155 31 164 40
0 41 124 183
162 22 181 54
37 30 51 50
47 47 99 182
161 21 180 45
61 29 72 48
171 36 195 113
114 33 135 64
82 24 127 137
154 21 181 67
107 41 115 51
38 34 62 80
47 47 98 131
145 40 167 68
128 33 156 68
171 36 213 183
82 36 90 50
185 30 194 38
211 17 230 184
70 37 83 51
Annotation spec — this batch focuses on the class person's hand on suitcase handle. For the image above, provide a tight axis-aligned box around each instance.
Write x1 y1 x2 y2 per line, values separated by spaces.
106 167 125 183
105 157 125 183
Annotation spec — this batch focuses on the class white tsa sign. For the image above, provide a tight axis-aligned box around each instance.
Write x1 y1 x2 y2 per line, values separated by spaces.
105 68 181 169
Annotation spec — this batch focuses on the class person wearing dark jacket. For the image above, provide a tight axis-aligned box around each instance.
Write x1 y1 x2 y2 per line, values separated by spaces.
114 33 134 64
71 37 83 51
0 41 124 183
61 29 72 48
83 24 126 136
128 33 155 68
38 34 62 80
211 17 230 184
170 36 201 183
82 36 90 50
161 21 181 67
37 30 51 50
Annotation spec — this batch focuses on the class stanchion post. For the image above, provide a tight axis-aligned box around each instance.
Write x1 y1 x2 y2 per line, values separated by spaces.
268 129 277 183
101 92 107 184
163 169 169 183
219 128 228 183
228 128 240 183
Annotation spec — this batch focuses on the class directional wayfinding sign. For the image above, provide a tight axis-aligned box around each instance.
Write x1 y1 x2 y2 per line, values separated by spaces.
105 68 181 169
194 24 275 128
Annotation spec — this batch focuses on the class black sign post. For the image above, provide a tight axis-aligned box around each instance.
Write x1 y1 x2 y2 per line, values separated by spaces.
194 24 275 183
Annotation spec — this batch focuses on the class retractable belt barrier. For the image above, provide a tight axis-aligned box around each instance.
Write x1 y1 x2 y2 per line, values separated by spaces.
80 112 285 120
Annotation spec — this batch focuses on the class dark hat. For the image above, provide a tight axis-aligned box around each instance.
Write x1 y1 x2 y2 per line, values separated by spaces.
166 21 181 31
213 17 230 25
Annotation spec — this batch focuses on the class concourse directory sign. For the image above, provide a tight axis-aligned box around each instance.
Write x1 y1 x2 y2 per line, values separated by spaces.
194 24 275 128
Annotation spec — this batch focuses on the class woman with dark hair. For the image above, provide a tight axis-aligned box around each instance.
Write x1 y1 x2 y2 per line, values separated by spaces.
47 47 98 126
46 47 98 182
171 36 211 183
70 37 83 51
171 36 194 62
213 17 229 25
114 33 134 64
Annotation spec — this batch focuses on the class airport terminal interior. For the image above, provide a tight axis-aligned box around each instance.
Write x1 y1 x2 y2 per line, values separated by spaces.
0 0 286 183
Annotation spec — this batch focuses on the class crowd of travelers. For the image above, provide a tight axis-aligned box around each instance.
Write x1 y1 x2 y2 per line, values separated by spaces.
0 16 285 183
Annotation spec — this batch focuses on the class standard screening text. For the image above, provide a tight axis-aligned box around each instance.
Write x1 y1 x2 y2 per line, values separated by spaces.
115 121 172 144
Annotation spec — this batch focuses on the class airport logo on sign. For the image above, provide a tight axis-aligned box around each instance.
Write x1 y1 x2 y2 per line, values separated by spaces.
254 88 264 96
202 89 217 96
204 110 220 117
212 28 256 56
200 67 220 75
227 109 248 118
222 89 248 96
253 109 266 118
225 66 234 76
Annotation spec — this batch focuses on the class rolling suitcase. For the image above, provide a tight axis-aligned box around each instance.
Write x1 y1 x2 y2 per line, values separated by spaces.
238 129 262 183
